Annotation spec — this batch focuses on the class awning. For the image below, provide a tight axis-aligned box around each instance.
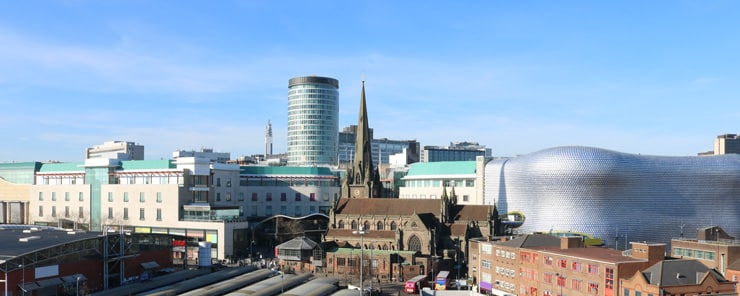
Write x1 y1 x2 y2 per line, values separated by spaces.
36 277 63 288
61 274 87 283
19 282 41 292
140 261 160 270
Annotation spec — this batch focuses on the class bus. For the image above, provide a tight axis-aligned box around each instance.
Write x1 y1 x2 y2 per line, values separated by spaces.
404 275 428 294
434 271 450 290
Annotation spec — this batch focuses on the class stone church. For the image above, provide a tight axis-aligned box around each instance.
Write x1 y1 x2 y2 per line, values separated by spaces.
324 80 499 262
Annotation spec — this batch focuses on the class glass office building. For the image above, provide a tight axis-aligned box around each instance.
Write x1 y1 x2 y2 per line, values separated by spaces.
485 146 740 248
287 76 339 166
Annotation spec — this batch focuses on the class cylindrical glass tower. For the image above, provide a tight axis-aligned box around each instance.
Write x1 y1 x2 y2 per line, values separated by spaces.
287 76 339 166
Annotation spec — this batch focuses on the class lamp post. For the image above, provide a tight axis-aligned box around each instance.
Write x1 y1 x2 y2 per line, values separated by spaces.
76 276 81 296
1 260 6 296
19 264 24 296
353 226 368 296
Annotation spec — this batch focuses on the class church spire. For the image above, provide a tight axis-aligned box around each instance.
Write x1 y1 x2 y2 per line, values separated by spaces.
343 80 382 198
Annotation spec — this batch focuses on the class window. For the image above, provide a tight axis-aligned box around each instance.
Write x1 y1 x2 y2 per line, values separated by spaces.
571 279 582 291
252 193 258 201
482 259 491 269
337 257 345 266
52 206 57 217
339 221 345 229
108 207 113 219
364 221 370 230
558 259 567 268
217 178 221 187
588 282 599 295
295 206 301 216
140 192 145 202
323 193 329 201
281 193 287 201
309 206 315 213
572 261 582 272
635 291 642 296
266 193 272 201
295 193 301 201
140 208 145 220
463 195 469 202
673 247 683 256
238 193 244 201
544 256 553 265
79 206 84 218
108 192 113 202
623 289 630 296
79 192 84 201
156 192 162 203
351 220 357 230
265 205 273 215
65 206 70 218
226 193 232 201
390 221 397 230
52 192 56 201
605 268 614 289
216 193 221 201
38 206 43 217
310 193 316 201
588 264 598 275
251 206 258 216
123 208 129 220
408 235 422 252
38 192 43 201
124 192 129 202
65 192 70 201
377 221 384 230
280 206 287 215
226 178 231 187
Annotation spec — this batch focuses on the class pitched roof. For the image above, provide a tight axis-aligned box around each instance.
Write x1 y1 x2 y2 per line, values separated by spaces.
501 233 561 248
450 224 468 237
641 259 727 286
334 198 441 216
325 229 397 240
276 236 319 250
452 205 490 221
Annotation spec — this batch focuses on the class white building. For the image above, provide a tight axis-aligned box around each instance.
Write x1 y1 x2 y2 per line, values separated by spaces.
85 140 144 160
397 156 488 205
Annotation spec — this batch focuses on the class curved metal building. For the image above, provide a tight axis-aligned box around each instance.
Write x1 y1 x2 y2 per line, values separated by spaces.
485 146 740 247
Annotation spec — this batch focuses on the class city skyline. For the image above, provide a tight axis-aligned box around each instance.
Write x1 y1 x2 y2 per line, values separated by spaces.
3 1 740 162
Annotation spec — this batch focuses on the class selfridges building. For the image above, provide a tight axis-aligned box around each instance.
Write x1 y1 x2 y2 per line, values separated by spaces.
485 146 740 247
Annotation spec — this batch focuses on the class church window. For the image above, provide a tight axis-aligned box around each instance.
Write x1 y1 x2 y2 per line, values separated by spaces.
408 235 422 252
364 221 370 230
391 221 397 231
411 221 418 228
377 221 384 230
351 220 358 230
339 220 345 229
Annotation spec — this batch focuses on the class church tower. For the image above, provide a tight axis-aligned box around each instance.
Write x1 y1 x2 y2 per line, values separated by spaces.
343 81 382 198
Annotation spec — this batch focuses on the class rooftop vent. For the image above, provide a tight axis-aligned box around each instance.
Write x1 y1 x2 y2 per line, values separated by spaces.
19 236 40 242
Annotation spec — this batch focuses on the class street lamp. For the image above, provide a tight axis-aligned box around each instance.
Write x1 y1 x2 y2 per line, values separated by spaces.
353 226 368 296
19 264 24 296
76 276 81 296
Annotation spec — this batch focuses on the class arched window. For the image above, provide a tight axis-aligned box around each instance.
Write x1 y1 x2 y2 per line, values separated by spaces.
382 244 388 250
411 221 418 228
377 221 384 230
364 221 371 231
408 235 422 252
390 221 397 231
351 220 357 230
338 220 345 229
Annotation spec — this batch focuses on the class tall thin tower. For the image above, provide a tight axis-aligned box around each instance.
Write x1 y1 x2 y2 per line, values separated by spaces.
287 76 339 166
342 80 381 198
265 120 273 156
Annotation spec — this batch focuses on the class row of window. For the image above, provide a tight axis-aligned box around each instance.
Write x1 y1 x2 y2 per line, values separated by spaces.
400 194 470 201
542 255 600 275
672 247 716 260
39 192 85 202
106 192 163 203
249 192 322 202
38 205 84 218
404 179 475 188
107 207 162 221
336 220 408 231
252 205 330 216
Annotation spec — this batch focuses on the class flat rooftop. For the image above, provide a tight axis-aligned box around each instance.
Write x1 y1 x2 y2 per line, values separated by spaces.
0 225 103 261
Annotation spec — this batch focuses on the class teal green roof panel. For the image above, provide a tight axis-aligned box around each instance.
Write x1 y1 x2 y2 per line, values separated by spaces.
405 161 476 176
241 166 336 176
120 160 176 170
0 162 42 171
38 162 85 173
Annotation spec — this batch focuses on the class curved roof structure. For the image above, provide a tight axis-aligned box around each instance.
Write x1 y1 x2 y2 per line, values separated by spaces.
485 146 740 247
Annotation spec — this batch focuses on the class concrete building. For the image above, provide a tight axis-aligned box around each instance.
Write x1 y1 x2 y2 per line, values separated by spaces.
670 226 740 277
0 150 341 262
714 134 740 155
172 148 230 163
398 157 487 205
338 125 419 166
485 146 740 247
85 141 144 160
421 142 491 163
287 76 339 166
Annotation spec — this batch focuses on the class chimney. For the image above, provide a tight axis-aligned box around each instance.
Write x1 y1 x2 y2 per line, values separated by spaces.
561 236 585 249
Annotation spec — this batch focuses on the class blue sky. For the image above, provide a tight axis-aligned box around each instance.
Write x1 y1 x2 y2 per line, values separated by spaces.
2 1 740 162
